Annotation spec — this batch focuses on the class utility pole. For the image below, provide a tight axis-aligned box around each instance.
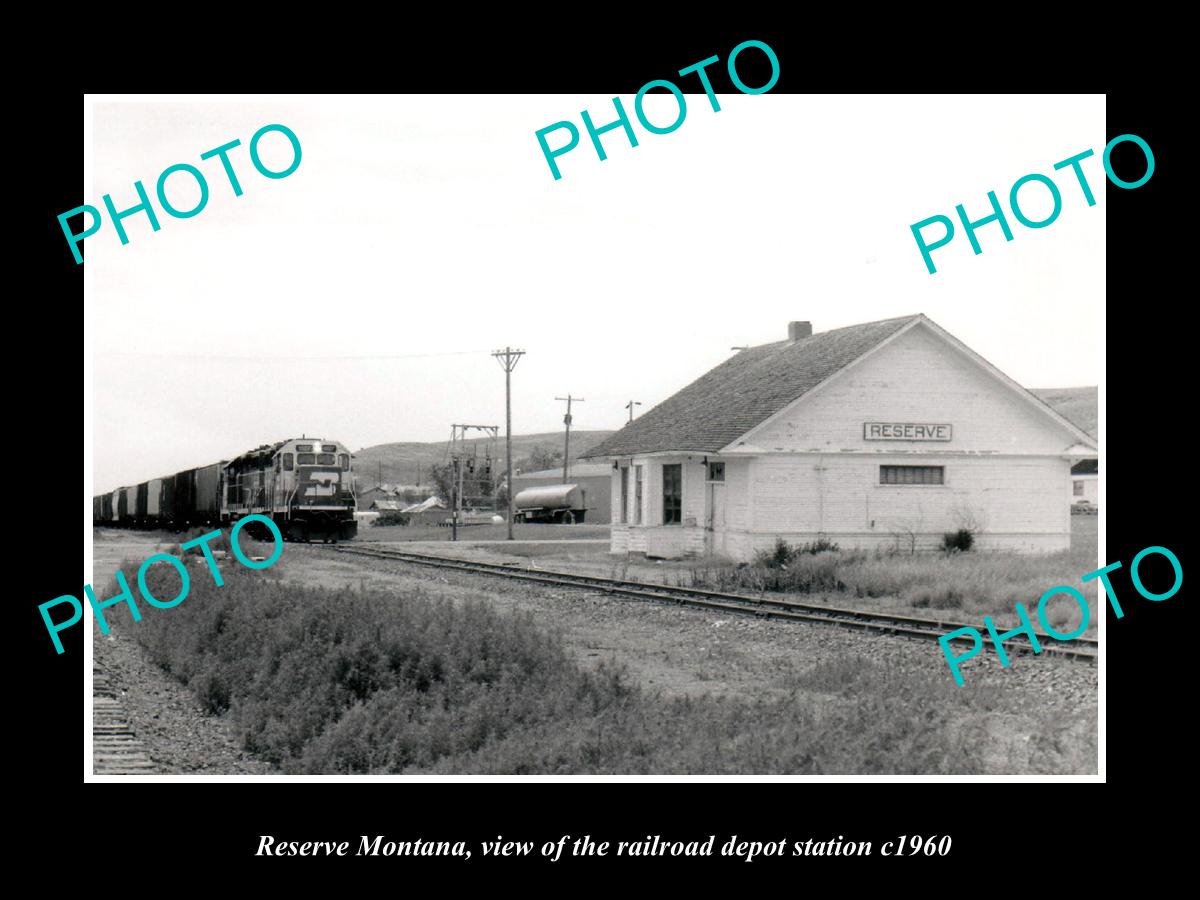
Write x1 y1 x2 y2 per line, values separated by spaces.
493 348 525 540
555 395 584 483
377 460 382 490
625 400 642 423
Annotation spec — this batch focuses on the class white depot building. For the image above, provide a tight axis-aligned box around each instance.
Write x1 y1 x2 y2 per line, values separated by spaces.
585 315 1097 560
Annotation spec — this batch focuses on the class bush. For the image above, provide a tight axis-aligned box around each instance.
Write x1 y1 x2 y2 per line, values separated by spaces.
752 537 841 570
117 561 1067 774
942 529 975 553
373 512 410 527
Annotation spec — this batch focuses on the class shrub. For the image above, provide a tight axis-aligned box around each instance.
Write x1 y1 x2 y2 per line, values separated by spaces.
115 560 1092 775
752 537 841 570
373 512 410 527
942 529 975 553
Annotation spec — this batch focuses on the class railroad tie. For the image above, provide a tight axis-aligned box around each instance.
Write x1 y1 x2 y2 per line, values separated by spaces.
93 665 158 775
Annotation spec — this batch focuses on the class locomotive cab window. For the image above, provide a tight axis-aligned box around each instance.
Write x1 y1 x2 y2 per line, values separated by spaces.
282 453 294 471
339 453 350 470
322 444 337 453
297 453 316 465
296 444 314 453
318 453 336 465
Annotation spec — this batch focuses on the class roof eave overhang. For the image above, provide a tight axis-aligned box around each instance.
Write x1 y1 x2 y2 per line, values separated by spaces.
583 448 720 460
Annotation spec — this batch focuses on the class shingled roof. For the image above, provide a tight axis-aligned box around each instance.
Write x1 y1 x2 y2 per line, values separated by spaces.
585 315 922 457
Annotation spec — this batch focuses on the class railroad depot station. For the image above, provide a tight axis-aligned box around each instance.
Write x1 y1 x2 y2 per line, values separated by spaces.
585 315 1097 561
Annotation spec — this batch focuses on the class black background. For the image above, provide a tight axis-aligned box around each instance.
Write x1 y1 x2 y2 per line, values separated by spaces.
19 22 1184 886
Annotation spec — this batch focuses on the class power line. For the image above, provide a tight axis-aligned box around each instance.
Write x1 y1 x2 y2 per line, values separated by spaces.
95 349 494 362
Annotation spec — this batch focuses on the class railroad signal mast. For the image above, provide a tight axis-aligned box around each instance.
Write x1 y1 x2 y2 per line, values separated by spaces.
625 400 642 422
448 423 499 541
555 394 584 483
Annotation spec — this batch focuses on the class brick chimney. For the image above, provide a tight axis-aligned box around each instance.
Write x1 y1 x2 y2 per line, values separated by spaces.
788 321 812 341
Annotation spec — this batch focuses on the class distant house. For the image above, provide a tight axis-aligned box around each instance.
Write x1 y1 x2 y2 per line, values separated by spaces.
1071 459 1098 507
511 464 613 524
370 498 408 512
358 485 398 510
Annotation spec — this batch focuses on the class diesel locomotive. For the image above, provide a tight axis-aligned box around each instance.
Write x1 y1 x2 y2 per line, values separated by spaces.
92 437 358 542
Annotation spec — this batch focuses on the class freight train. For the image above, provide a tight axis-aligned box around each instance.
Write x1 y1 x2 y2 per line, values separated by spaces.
91 437 358 542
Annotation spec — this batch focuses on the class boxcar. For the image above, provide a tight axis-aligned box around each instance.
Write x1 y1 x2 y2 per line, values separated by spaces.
194 463 222 523
92 495 103 524
102 492 114 522
173 469 197 525
135 482 149 525
147 477 163 524
160 476 176 526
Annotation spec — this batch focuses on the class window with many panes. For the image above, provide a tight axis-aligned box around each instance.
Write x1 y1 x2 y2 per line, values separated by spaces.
620 467 629 524
880 465 944 485
634 466 644 524
662 464 683 524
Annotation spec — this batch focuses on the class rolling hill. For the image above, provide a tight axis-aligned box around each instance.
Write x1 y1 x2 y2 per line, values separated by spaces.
1031 386 1097 439
352 387 1096 491
352 430 616 489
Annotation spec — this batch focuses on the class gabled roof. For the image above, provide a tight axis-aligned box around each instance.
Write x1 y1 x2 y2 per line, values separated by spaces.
584 314 1096 458
584 315 921 457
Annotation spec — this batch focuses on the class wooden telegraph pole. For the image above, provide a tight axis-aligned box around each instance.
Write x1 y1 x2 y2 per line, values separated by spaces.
555 395 584 483
492 348 525 540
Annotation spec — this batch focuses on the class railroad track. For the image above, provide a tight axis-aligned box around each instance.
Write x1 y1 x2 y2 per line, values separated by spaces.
93 661 157 775
319 544 1098 662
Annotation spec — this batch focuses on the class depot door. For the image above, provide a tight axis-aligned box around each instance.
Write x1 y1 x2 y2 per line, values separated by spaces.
706 481 726 554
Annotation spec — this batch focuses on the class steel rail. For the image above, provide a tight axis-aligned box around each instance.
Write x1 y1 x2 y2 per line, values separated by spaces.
319 544 1098 662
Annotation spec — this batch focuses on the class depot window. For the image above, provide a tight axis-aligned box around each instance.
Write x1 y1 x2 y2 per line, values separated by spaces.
663 464 682 524
620 467 629 524
707 462 725 482
282 453 294 471
297 453 316 465
1073 481 1084 496
880 465 944 485
339 453 350 471
634 466 644 525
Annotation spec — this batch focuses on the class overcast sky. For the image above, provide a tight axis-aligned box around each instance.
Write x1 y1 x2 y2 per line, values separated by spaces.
86 94 1104 492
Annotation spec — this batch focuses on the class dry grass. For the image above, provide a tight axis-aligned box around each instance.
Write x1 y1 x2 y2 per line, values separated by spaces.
687 518 1099 630
117 560 1095 775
